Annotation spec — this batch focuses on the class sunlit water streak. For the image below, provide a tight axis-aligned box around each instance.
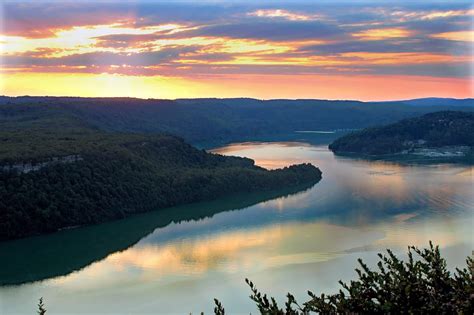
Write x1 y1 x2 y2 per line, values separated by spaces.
0 142 472 314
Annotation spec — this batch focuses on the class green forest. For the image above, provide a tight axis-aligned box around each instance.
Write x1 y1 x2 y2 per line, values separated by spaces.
1 96 472 145
329 111 474 157
0 109 321 241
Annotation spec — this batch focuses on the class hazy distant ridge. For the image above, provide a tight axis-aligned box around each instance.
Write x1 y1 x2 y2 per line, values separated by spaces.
1 96 472 145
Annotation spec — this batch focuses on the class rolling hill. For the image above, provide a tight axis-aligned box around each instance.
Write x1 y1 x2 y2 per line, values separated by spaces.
0 111 321 241
328 111 474 161
1 96 472 145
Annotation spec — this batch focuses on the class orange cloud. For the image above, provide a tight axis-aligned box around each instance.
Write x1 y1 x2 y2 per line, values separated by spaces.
340 52 471 65
0 23 189 56
1 4 472 100
352 28 413 40
178 51 469 67
431 31 474 42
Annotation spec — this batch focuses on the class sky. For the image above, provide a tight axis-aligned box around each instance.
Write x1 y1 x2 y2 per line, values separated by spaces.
0 0 473 100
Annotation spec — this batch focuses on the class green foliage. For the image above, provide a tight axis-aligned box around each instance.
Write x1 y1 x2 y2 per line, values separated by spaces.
329 111 474 156
245 279 303 315
215 242 474 314
1 96 472 144
0 113 321 241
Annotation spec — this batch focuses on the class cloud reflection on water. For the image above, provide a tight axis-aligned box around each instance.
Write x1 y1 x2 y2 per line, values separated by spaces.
2 141 472 314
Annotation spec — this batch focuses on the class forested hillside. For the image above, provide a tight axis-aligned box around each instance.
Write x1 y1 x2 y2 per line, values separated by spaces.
1 96 472 240
1 96 472 144
329 111 474 158
0 111 321 241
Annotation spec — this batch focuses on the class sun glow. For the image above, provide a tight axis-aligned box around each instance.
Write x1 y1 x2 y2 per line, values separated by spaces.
1 72 214 98
1 23 189 56
0 3 472 100
2 72 471 101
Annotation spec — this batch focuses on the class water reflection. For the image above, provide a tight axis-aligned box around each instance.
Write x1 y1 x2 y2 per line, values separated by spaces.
213 142 473 223
0 183 316 286
1 141 472 314
212 141 323 170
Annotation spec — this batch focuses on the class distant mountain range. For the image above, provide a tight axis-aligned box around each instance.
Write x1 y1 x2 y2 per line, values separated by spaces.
1 96 472 145
380 98 474 107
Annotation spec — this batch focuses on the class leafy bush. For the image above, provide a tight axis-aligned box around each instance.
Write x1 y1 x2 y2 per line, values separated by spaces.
214 242 473 314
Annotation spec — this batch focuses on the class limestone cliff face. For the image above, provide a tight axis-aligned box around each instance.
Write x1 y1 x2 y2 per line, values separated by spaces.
1 155 83 174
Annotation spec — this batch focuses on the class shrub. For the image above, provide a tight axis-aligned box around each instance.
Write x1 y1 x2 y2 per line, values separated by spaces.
214 242 473 314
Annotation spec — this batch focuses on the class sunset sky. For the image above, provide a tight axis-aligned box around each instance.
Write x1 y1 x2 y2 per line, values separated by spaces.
1 0 473 100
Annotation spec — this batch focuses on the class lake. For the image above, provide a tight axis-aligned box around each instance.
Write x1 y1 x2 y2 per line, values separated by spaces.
0 139 472 314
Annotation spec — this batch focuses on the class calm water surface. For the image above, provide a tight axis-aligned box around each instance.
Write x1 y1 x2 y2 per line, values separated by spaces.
1 140 473 314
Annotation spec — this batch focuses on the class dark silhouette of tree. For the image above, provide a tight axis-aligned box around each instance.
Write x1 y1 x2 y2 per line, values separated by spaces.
213 298 225 315
214 242 474 314
37 297 46 315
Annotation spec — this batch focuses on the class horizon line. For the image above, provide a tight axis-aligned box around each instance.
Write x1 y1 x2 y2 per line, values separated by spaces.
1 94 473 103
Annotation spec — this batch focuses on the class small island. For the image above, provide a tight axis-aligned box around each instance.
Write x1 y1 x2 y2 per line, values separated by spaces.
328 111 474 162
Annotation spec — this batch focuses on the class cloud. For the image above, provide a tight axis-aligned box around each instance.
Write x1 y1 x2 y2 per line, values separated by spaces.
1 1 472 85
431 31 474 42
390 8 474 22
339 52 469 65
247 9 321 21
93 33 173 49
1 46 198 68
179 20 346 41
360 6 474 24
352 28 413 41
299 37 471 56
1 2 136 38
350 62 472 78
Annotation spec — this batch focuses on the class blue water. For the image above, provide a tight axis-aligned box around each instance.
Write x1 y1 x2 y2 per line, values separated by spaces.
1 141 472 314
